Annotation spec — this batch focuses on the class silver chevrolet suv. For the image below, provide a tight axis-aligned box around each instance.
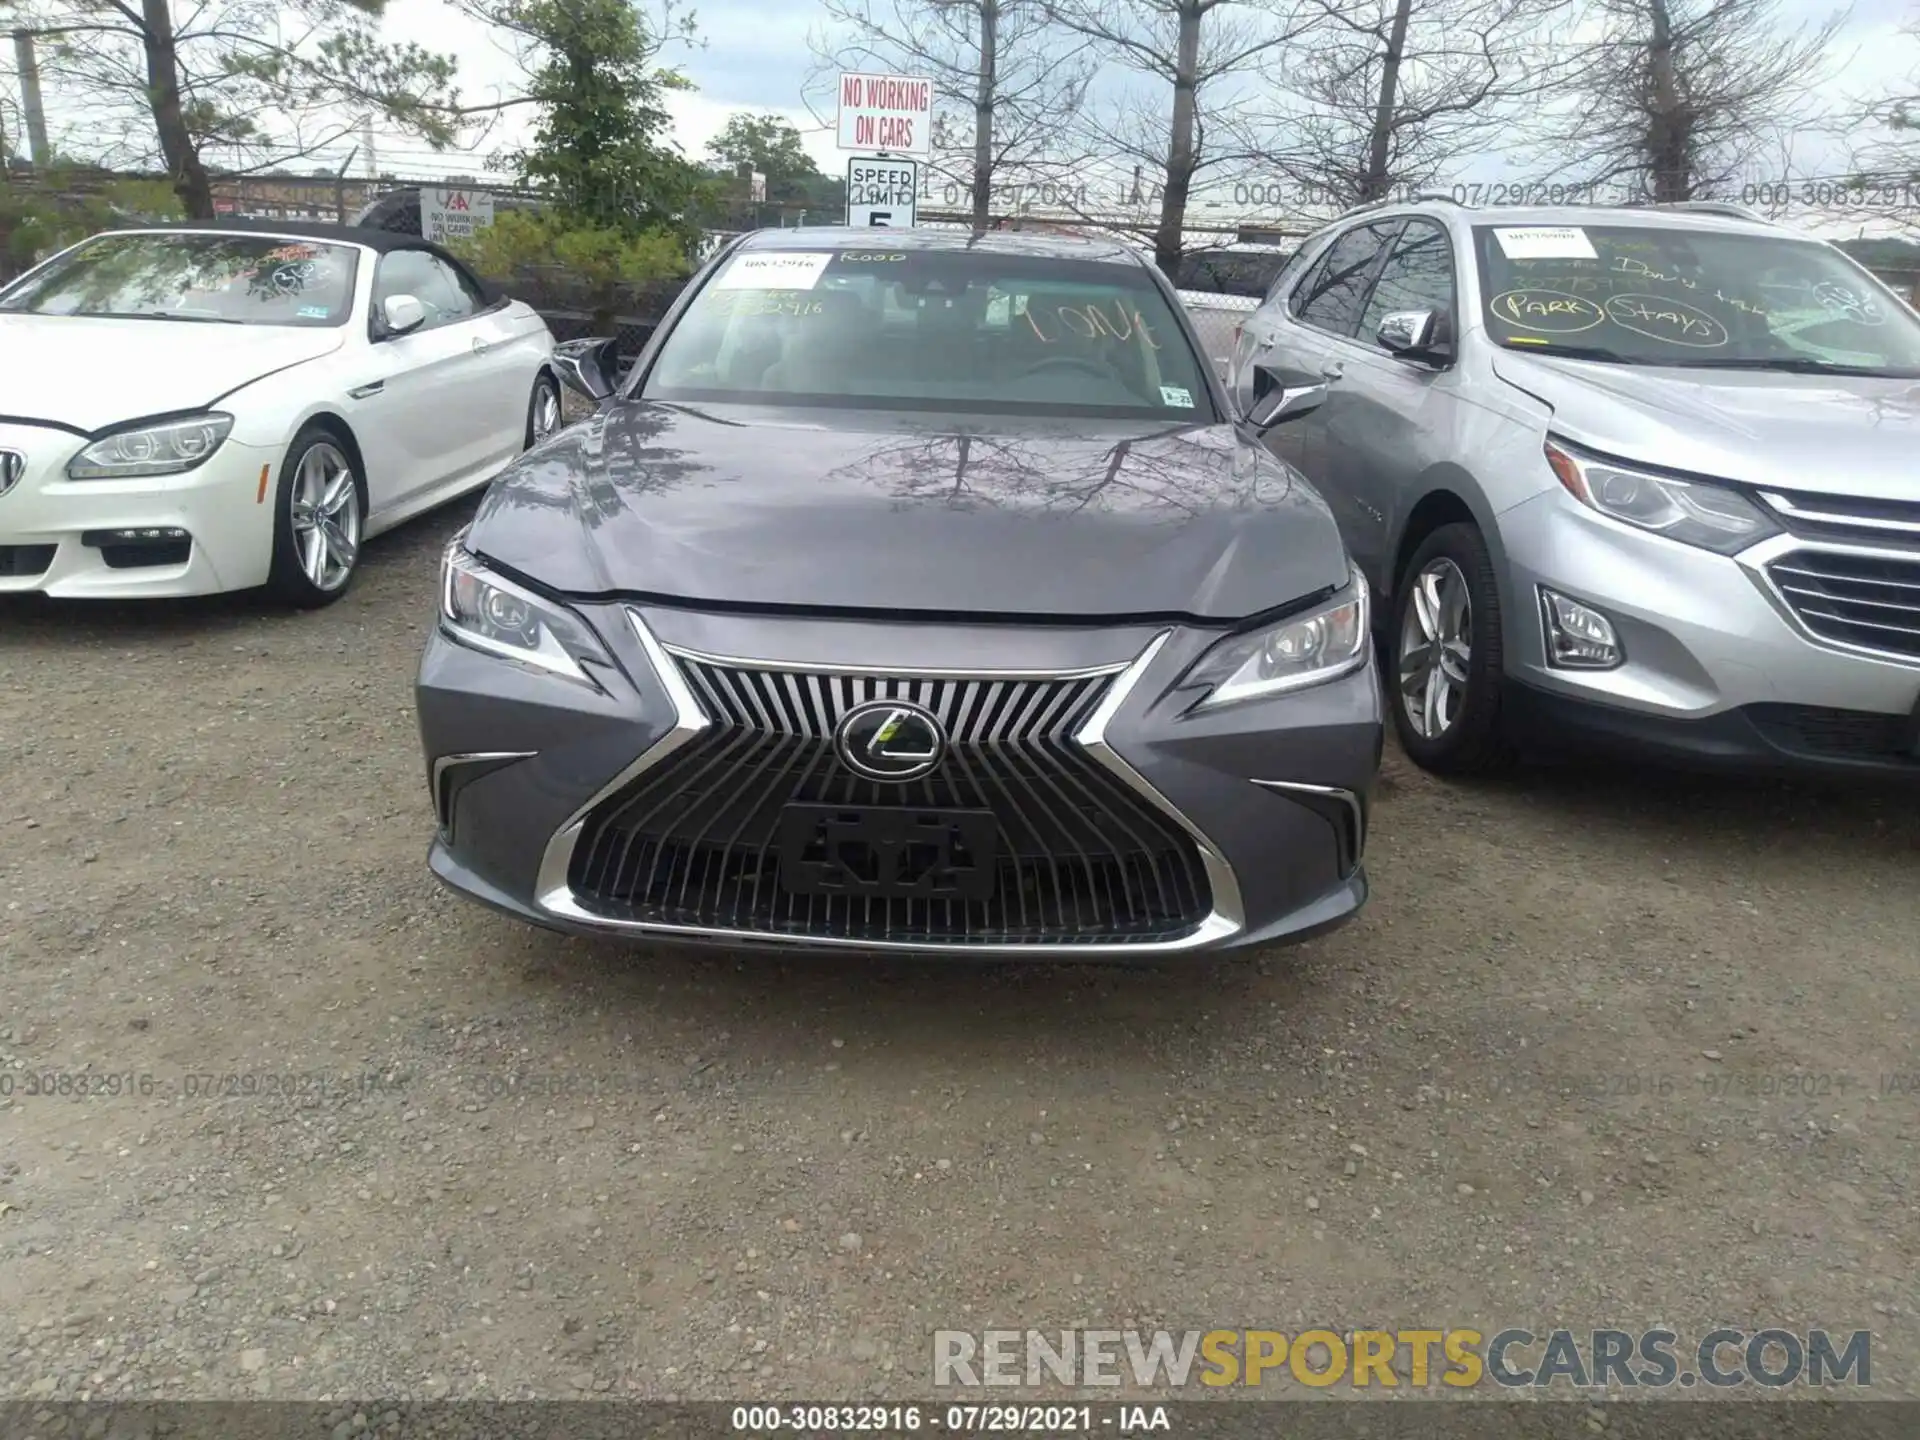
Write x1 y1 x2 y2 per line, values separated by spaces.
1229 196 1920 778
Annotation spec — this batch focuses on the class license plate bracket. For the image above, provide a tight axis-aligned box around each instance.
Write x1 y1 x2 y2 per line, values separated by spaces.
776 805 999 901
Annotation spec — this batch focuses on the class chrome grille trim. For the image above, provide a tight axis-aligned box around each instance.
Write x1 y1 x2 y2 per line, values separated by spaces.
1759 490 1920 539
658 641 1134 682
1741 533 1920 667
533 612 1243 953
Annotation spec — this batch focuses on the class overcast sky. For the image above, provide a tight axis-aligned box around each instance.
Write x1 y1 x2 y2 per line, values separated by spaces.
15 0 1916 234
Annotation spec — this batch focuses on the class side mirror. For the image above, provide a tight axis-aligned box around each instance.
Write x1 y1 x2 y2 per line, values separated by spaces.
382 294 427 336
551 336 621 403
1243 363 1327 428
1376 309 1452 362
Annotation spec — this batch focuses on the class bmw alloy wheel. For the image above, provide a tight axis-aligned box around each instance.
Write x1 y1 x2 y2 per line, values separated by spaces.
1398 557 1472 740
531 378 561 444
288 441 361 593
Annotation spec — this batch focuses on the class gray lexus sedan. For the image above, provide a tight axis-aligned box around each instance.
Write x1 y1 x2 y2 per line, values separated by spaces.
415 228 1383 956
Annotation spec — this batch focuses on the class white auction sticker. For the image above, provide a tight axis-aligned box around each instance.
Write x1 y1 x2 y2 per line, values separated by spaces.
712 253 835 291
1493 227 1598 261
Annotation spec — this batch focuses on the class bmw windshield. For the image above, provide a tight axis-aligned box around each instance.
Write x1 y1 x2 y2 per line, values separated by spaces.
643 246 1217 420
0 231 359 327
1472 223 1920 376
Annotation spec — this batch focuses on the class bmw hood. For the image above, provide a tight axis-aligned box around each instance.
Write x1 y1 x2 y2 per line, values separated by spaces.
1491 350 1920 502
0 313 346 432
466 401 1350 620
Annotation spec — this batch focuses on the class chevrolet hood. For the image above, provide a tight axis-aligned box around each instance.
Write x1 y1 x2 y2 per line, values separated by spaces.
1491 351 1920 501
0 313 346 432
467 401 1350 620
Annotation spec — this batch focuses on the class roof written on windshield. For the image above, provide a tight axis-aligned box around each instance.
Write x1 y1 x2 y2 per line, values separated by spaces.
1470 223 1920 369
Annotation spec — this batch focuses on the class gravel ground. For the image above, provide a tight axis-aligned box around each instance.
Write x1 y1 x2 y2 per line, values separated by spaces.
1 497 1916 1408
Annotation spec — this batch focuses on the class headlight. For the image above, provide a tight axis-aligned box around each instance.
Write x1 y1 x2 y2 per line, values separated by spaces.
440 542 610 687
1184 570 1371 711
68 413 234 479
1543 438 1780 555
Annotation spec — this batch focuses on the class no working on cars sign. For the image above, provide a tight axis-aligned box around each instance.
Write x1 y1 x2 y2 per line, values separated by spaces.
836 72 933 158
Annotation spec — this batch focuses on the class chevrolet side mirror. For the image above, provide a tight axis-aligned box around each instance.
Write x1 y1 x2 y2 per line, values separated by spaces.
1377 309 1452 362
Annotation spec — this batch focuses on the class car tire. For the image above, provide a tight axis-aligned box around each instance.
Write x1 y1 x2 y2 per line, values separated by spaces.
526 370 562 448
267 425 364 610
1388 522 1513 775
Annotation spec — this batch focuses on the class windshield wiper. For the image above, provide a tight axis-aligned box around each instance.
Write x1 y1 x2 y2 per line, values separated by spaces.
84 310 243 324
1672 356 1920 378
1496 341 1640 365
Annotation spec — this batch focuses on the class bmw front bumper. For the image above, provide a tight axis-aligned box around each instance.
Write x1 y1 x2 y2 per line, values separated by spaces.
0 422 281 599
417 602 1384 957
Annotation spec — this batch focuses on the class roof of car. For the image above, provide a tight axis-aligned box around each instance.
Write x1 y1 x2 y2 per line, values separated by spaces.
1365 202 1787 239
143 216 473 258
736 225 1147 265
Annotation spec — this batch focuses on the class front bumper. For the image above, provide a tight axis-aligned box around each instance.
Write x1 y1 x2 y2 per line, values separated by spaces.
417 603 1384 957
1498 488 1920 775
0 422 278 598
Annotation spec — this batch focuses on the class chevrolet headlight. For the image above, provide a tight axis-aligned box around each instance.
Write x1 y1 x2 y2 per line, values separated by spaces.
1544 438 1780 556
440 542 609 687
68 413 234 479
1185 570 1371 711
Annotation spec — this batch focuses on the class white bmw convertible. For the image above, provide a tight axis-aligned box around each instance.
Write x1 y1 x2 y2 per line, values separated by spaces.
0 220 559 606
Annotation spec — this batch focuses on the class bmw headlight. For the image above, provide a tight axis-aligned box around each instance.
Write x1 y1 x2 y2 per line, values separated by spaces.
1185 570 1371 711
1544 438 1780 556
440 542 610 687
68 413 234 479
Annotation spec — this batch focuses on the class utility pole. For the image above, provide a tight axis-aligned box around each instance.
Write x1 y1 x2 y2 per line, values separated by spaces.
333 144 359 223
11 30 51 166
361 117 377 180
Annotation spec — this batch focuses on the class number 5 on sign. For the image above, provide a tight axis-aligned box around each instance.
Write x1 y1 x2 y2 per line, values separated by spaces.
870 213 893 226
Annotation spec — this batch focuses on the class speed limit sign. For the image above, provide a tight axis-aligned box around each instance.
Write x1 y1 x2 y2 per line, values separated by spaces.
846 157 918 228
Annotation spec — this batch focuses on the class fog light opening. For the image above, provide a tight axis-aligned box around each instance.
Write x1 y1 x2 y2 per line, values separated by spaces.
82 528 193 570
1539 587 1623 670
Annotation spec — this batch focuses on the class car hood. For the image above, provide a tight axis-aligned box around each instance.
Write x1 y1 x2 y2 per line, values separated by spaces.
1490 351 1920 501
0 313 346 432
467 401 1350 621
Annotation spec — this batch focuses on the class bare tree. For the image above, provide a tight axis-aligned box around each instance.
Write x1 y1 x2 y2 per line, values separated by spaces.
809 0 1093 228
1825 17 1920 237
1258 0 1572 207
1535 0 1843 203
1045 0 1317 271
22 0 463 216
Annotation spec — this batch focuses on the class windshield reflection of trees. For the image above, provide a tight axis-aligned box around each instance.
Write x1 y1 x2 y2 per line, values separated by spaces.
10 237 346 318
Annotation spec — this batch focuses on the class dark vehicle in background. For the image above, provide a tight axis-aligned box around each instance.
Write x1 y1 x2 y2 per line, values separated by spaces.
1170 244 1296 299
416 227 1382 957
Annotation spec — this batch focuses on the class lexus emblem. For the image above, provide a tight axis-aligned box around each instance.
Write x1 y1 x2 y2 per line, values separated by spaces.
0 450 22 497
834 700 947 782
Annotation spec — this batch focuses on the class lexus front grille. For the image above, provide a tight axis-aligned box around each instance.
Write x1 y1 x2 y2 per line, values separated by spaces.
1764 548 1920 662
564 652 1216 946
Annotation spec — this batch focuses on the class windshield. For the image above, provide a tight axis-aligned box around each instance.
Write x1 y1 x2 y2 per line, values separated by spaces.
0 231 360 327
1472 223 1920 373
643 246 1216 419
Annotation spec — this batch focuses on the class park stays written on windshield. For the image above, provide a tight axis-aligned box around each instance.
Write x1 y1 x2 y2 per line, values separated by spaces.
1473 224 1920 375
